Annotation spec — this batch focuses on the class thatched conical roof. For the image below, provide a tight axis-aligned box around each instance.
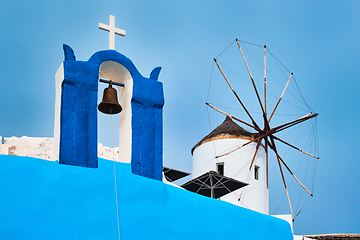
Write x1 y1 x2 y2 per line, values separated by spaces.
191 116 257 155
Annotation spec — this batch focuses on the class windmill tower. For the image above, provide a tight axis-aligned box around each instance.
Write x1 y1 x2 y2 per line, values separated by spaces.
191 116 267 214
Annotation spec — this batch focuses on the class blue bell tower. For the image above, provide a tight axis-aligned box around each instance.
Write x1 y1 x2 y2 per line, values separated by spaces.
54 42 164 181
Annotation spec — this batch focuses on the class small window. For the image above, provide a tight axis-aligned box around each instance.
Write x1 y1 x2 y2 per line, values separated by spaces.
216 162 224 176
254 165 260 180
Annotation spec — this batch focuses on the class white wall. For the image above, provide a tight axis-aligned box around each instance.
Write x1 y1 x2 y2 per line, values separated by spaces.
192 138 267 214
53 63 63 161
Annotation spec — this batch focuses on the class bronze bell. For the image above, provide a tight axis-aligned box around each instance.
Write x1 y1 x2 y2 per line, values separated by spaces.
98 80 122 114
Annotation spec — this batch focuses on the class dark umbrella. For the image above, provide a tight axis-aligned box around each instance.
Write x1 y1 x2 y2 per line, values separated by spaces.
181 171 248 199
163 167 191 182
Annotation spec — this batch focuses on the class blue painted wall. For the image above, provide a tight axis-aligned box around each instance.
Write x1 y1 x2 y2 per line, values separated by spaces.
0 155 293 239
60 51 99 168
60 45 164 181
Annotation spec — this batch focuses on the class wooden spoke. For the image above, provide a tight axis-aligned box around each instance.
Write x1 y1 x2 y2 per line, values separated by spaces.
274 113 318 133
277 154 294 221
266 138 313 196
216 136 260 159
264 45 267 117
269 73 293 122
205 102 257 130
263 112 271 132
214 58 261 130
274 113 318 134
270 137 294 221
272 135 319 159
249 140 262 171
236 39 265 115
238 141 261 201
274 113 312 131
273 148 313 196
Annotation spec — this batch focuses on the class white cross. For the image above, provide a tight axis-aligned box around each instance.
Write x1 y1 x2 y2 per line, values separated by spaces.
99 15 126 50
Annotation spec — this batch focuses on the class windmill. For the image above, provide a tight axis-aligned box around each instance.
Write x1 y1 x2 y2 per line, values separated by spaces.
205 39 319 221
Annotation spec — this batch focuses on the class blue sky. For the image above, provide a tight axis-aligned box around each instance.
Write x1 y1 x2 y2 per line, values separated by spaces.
0 0 359 235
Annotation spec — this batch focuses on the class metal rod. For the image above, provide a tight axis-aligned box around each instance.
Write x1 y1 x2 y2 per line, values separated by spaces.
210 175 214 198
100 78 125 87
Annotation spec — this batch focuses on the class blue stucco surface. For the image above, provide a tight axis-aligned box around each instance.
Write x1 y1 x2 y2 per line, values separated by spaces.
60 45 164 180
0 155 293 239
60 58 99 168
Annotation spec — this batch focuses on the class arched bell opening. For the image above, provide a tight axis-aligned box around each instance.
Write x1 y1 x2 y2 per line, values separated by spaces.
97 80 120 159
98 60 133 163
